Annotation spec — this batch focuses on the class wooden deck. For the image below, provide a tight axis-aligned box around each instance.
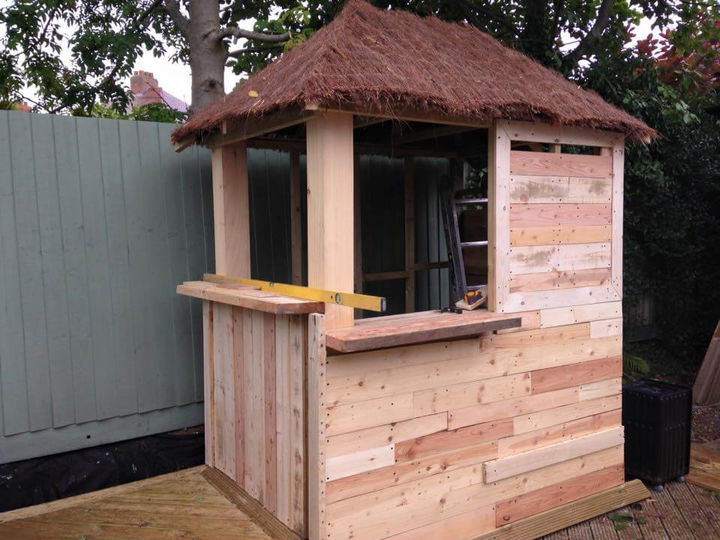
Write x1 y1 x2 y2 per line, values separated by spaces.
1 466 719 539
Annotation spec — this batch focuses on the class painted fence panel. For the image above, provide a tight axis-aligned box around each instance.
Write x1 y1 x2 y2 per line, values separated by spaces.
0 112 215 463
0 111 449 464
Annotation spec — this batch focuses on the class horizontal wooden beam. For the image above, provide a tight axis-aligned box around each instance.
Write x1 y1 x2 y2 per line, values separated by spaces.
207 109 313 149
246 137 459 158
204 273 386 313
397 125 479 144
308 105 491 130
476 480 649 540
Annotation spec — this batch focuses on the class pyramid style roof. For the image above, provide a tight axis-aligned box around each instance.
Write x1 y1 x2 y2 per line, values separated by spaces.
173 0 655 144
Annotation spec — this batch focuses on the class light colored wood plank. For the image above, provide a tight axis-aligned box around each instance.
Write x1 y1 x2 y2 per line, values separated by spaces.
611 141 624 296
501 285 620 312
327 336 480 379
326 440 497 504
502 120 623 148
579 378 621 401
211 142 251 276
510 268 611 292
306 112 355 329
203 301 215 467
509 243 611 274
387 505 496 539
510 151 612 178
326 445 624 540
213 303 236 479
484 427 624 483
414 373 532 416
325 393 416 436
395 419 512 461
449 387 579 430
263 312 277 513
513 394 621 434
589 318 622 338
243 309 264 500
326 412 447 458
494 464 624 526
232 307 246 486
326 444 395 481
288 315 306 534
498 410 621 457
489 123 512 311
530 356 621 394
275 316 291 526
177 281 324 315
484 321 590 348
540 301 622 327
308 313 328 540
510 176 611 204
510 226 612 246
510 204 611 227
326 345 514 406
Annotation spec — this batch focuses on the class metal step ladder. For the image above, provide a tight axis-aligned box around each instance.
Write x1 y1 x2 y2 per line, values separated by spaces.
440 186 488 311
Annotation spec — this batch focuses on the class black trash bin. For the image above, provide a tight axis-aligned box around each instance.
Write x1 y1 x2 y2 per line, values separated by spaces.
623 379 691 488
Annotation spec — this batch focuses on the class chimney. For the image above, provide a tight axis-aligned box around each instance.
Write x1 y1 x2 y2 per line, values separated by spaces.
130 71 159 95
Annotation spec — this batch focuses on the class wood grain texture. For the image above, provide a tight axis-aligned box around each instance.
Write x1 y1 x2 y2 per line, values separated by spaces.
510 204 611 227
510 151 612 178
483 427 624 483
510 225 612 246
494 465 624 526
531 356 622 394
509 175 611 204
325 310 521 353
514 394 621 435
510 268 611 292
509 243 611 274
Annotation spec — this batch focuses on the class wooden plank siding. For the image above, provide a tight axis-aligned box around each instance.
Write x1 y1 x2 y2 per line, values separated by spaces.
203 301 308 536
490 120 623 312
0 112 216 463
319 300 625 539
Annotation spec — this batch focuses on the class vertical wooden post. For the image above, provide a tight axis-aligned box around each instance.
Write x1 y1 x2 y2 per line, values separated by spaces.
488 122 511 312
404 157 416 313
306 112 355 329
308 313 327 540
290 150 303 285
211 142 251 277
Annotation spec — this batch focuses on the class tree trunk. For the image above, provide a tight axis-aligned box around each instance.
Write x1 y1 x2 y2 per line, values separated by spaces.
188 0 227 113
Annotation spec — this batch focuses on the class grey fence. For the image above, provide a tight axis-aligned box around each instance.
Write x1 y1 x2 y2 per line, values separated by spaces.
0 111 450 464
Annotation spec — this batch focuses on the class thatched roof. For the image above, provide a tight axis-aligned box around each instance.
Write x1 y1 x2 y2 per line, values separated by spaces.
172 0 656 144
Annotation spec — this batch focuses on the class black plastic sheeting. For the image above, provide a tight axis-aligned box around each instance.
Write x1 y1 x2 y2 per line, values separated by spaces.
0 427 204 512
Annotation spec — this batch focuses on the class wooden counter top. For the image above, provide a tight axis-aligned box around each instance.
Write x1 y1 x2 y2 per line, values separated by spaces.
177 281 324 315
326 309 523 353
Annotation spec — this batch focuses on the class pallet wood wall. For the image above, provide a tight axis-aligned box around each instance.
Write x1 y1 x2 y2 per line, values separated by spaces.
489 121 625 313
203 300 308 536
315 302 624 539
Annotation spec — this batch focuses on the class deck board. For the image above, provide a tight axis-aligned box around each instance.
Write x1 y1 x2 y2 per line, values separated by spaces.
2 466 719 539
0 467 271 540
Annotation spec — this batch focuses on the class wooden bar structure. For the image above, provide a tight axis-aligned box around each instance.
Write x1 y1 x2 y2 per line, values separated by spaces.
173 2 657 538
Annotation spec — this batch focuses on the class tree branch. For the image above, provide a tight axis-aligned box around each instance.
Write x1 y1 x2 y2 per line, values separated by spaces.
163 0 189 37
565 0 614 66
217 26 290 43
228 44 284 57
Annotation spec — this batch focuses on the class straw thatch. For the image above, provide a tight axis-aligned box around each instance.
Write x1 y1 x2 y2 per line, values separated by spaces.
172 0 656 144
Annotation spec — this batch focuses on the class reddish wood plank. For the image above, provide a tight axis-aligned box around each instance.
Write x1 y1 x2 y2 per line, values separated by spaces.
263 312 277 513
495 464 624 526
510 151 612 178
326 310 522 353
531 356 622 394
395 419 513 461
